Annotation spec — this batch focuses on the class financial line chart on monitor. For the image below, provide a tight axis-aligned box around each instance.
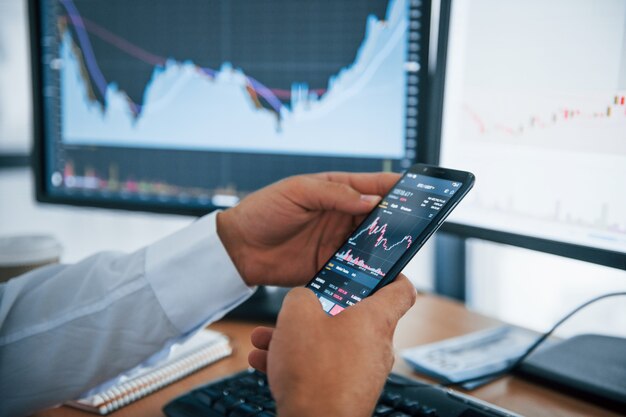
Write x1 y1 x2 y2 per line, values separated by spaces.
55 0 412 158
440 0 626 253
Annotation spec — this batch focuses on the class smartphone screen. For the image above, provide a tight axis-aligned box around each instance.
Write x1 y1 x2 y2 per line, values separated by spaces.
307 171 466 315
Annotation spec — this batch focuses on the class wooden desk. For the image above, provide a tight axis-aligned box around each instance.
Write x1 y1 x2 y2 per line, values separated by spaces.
35 294 619 417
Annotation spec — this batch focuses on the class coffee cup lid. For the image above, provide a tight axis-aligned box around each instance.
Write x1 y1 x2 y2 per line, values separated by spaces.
0 235 63 266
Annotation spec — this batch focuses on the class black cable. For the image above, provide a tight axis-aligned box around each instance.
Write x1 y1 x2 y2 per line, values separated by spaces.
440 291 626 388
388 291 626 389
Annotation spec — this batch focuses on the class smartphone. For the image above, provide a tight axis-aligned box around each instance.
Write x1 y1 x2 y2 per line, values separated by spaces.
306 164 474 315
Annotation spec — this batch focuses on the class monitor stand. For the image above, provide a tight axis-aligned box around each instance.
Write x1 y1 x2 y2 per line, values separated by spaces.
516 334 626 411
225 286 289 322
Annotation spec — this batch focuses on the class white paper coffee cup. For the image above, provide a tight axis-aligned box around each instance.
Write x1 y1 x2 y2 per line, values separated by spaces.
0 235 63 282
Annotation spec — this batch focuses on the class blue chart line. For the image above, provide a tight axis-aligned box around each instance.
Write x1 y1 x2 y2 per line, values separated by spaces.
60 0 409 158
60 0 285 114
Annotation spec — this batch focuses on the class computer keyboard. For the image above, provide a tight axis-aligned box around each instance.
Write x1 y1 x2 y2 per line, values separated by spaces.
163 369 521 417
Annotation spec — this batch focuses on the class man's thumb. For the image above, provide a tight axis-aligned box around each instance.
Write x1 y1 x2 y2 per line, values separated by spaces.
278 287 326 323
348 274 417 330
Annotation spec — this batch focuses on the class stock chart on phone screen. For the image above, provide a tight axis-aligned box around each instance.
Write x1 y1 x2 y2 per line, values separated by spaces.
309 174 462 316
38 0 425 209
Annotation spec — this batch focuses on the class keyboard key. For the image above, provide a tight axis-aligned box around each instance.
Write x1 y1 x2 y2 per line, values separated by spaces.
229 403 264 417
238 376 261 386
246 395 269 406
212 395 243 414
211 382 229 391
165 398 224 417
398 399 422 416
380 392 402 407
419 407 439 417
192 388 222 407
256 412 276 417
374 404 394 415
232 388 255 398
260 400 276 411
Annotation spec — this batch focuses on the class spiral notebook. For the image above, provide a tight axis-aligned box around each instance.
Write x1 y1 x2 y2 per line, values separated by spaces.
66 328 232 415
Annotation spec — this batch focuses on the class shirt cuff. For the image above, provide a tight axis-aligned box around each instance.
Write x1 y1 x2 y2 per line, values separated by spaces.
145 211 256 333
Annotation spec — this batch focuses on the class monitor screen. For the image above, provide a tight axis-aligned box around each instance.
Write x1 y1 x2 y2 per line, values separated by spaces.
31 0 429 214
439 0 626 263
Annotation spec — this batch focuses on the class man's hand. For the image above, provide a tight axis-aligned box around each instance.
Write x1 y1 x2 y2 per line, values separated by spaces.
216 172 400 287
248 274 417 417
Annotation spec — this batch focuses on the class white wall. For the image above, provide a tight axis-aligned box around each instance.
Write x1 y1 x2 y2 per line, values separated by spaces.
0 168 194 263
467 240 626 338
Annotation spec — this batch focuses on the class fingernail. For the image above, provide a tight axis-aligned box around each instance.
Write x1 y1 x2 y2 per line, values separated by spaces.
361 194 381 204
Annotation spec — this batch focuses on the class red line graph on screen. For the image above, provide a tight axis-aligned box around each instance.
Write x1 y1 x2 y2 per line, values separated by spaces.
336 249 386 276
349 217 413 251
464 94 626 137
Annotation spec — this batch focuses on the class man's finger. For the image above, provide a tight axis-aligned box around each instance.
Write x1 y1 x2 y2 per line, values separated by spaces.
284 176 382 215
344 274 417 332
313 172 402 198
248 349 268 373
250 326 274 350
278 287 326 324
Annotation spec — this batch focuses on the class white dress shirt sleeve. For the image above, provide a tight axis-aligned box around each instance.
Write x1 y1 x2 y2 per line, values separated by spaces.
0 211 255 417
146 211 255 333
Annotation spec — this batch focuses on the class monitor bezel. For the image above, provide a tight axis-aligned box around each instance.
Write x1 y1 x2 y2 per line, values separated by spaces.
430 0 626 271
29 0 432 219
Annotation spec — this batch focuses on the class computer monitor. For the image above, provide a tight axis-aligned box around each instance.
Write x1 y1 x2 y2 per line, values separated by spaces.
434 0 626 407
29 0 431 216
436 0 626 270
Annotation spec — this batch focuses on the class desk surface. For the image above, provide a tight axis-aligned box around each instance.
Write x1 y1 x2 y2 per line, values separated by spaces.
35 294 619 417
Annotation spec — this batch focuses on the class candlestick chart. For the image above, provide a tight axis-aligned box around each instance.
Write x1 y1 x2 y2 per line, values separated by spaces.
439 0 626 253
